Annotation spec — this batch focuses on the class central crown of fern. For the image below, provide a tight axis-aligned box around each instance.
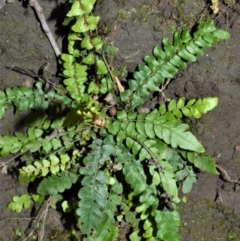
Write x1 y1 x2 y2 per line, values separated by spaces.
0 0 230 240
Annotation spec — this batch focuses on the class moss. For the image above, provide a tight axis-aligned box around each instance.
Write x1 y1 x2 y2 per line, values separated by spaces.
47 229 72 240
117 8 137 20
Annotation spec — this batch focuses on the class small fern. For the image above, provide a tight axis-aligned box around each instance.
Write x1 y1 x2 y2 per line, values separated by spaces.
1 0 230 240
120 21 229 109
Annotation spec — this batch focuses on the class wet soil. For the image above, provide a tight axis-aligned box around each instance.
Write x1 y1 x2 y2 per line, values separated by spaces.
1 0 240 240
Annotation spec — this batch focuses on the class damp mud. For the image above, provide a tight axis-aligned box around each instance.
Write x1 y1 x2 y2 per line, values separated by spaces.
1 0 240 240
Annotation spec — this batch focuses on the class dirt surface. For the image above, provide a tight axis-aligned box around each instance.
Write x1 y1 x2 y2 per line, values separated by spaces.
1 0 240 240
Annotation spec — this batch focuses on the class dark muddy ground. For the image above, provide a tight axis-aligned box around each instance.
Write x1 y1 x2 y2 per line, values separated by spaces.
1 0 240 240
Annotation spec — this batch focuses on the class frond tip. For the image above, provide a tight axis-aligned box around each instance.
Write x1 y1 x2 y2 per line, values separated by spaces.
159 97 219 120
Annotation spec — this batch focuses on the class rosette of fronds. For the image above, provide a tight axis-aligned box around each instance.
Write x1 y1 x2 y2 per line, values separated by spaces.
3 0 229 240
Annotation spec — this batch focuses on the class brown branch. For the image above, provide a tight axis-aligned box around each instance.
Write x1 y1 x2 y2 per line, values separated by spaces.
29 0 61 59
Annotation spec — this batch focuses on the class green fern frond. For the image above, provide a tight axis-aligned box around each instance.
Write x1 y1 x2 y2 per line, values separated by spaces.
61 0 109 103
61 55 89 102
76 139 119 236
92 182 122 241
7 194 32 213
181 150 218 174
106 109 204 153
123 159 148 196
129 210 181 241
154 210 181 241
0 123 81 157
0 82 71 119
110 143 179 219
117 152 180 239
159 97 218 120
149 160 179 203
61 37 108 102
37 172 78 196
0 127 44 156
104 135 180 206
20 153 72 177
120 20 229 108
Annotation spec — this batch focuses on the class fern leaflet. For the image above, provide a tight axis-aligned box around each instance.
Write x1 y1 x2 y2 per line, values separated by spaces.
37 172 78 196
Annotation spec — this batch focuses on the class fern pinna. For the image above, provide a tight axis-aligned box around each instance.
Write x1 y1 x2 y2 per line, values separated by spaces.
1 0 230 240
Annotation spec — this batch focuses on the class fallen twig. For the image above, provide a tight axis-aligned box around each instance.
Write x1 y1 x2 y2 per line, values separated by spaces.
216 164 240 184
22 196 52 241
29 0 61 59
38 196 51 241
101 52 125 93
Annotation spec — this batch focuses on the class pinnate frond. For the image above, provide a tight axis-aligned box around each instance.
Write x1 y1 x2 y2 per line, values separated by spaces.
37 172 78 196
159 97 218 120
20 154 72 177
76 139 121 236
106 109 205 153
120 20 230 108
0 82 71 119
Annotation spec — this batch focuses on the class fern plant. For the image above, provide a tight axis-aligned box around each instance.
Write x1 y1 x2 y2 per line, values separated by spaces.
1 0 230 240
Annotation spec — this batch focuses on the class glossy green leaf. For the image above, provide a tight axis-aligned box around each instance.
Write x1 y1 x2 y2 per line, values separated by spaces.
37 173 78 196
8 195 32 213
88 81 99 94
182 169 197 193
42 140 52 153
92 37 104 51
83 53 94 65
97 60 108 74
67 0 96 17
81 36 94 50
100 77 113 94
212 29 230 39
181 29 192 42
193 154 218 174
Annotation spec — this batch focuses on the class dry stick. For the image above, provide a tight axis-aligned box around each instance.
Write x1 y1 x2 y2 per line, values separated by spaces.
22 196 52 241
160 78 171 101
101 53 125 93
216 164 240 184
38 196 51 241
29 0 61 60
